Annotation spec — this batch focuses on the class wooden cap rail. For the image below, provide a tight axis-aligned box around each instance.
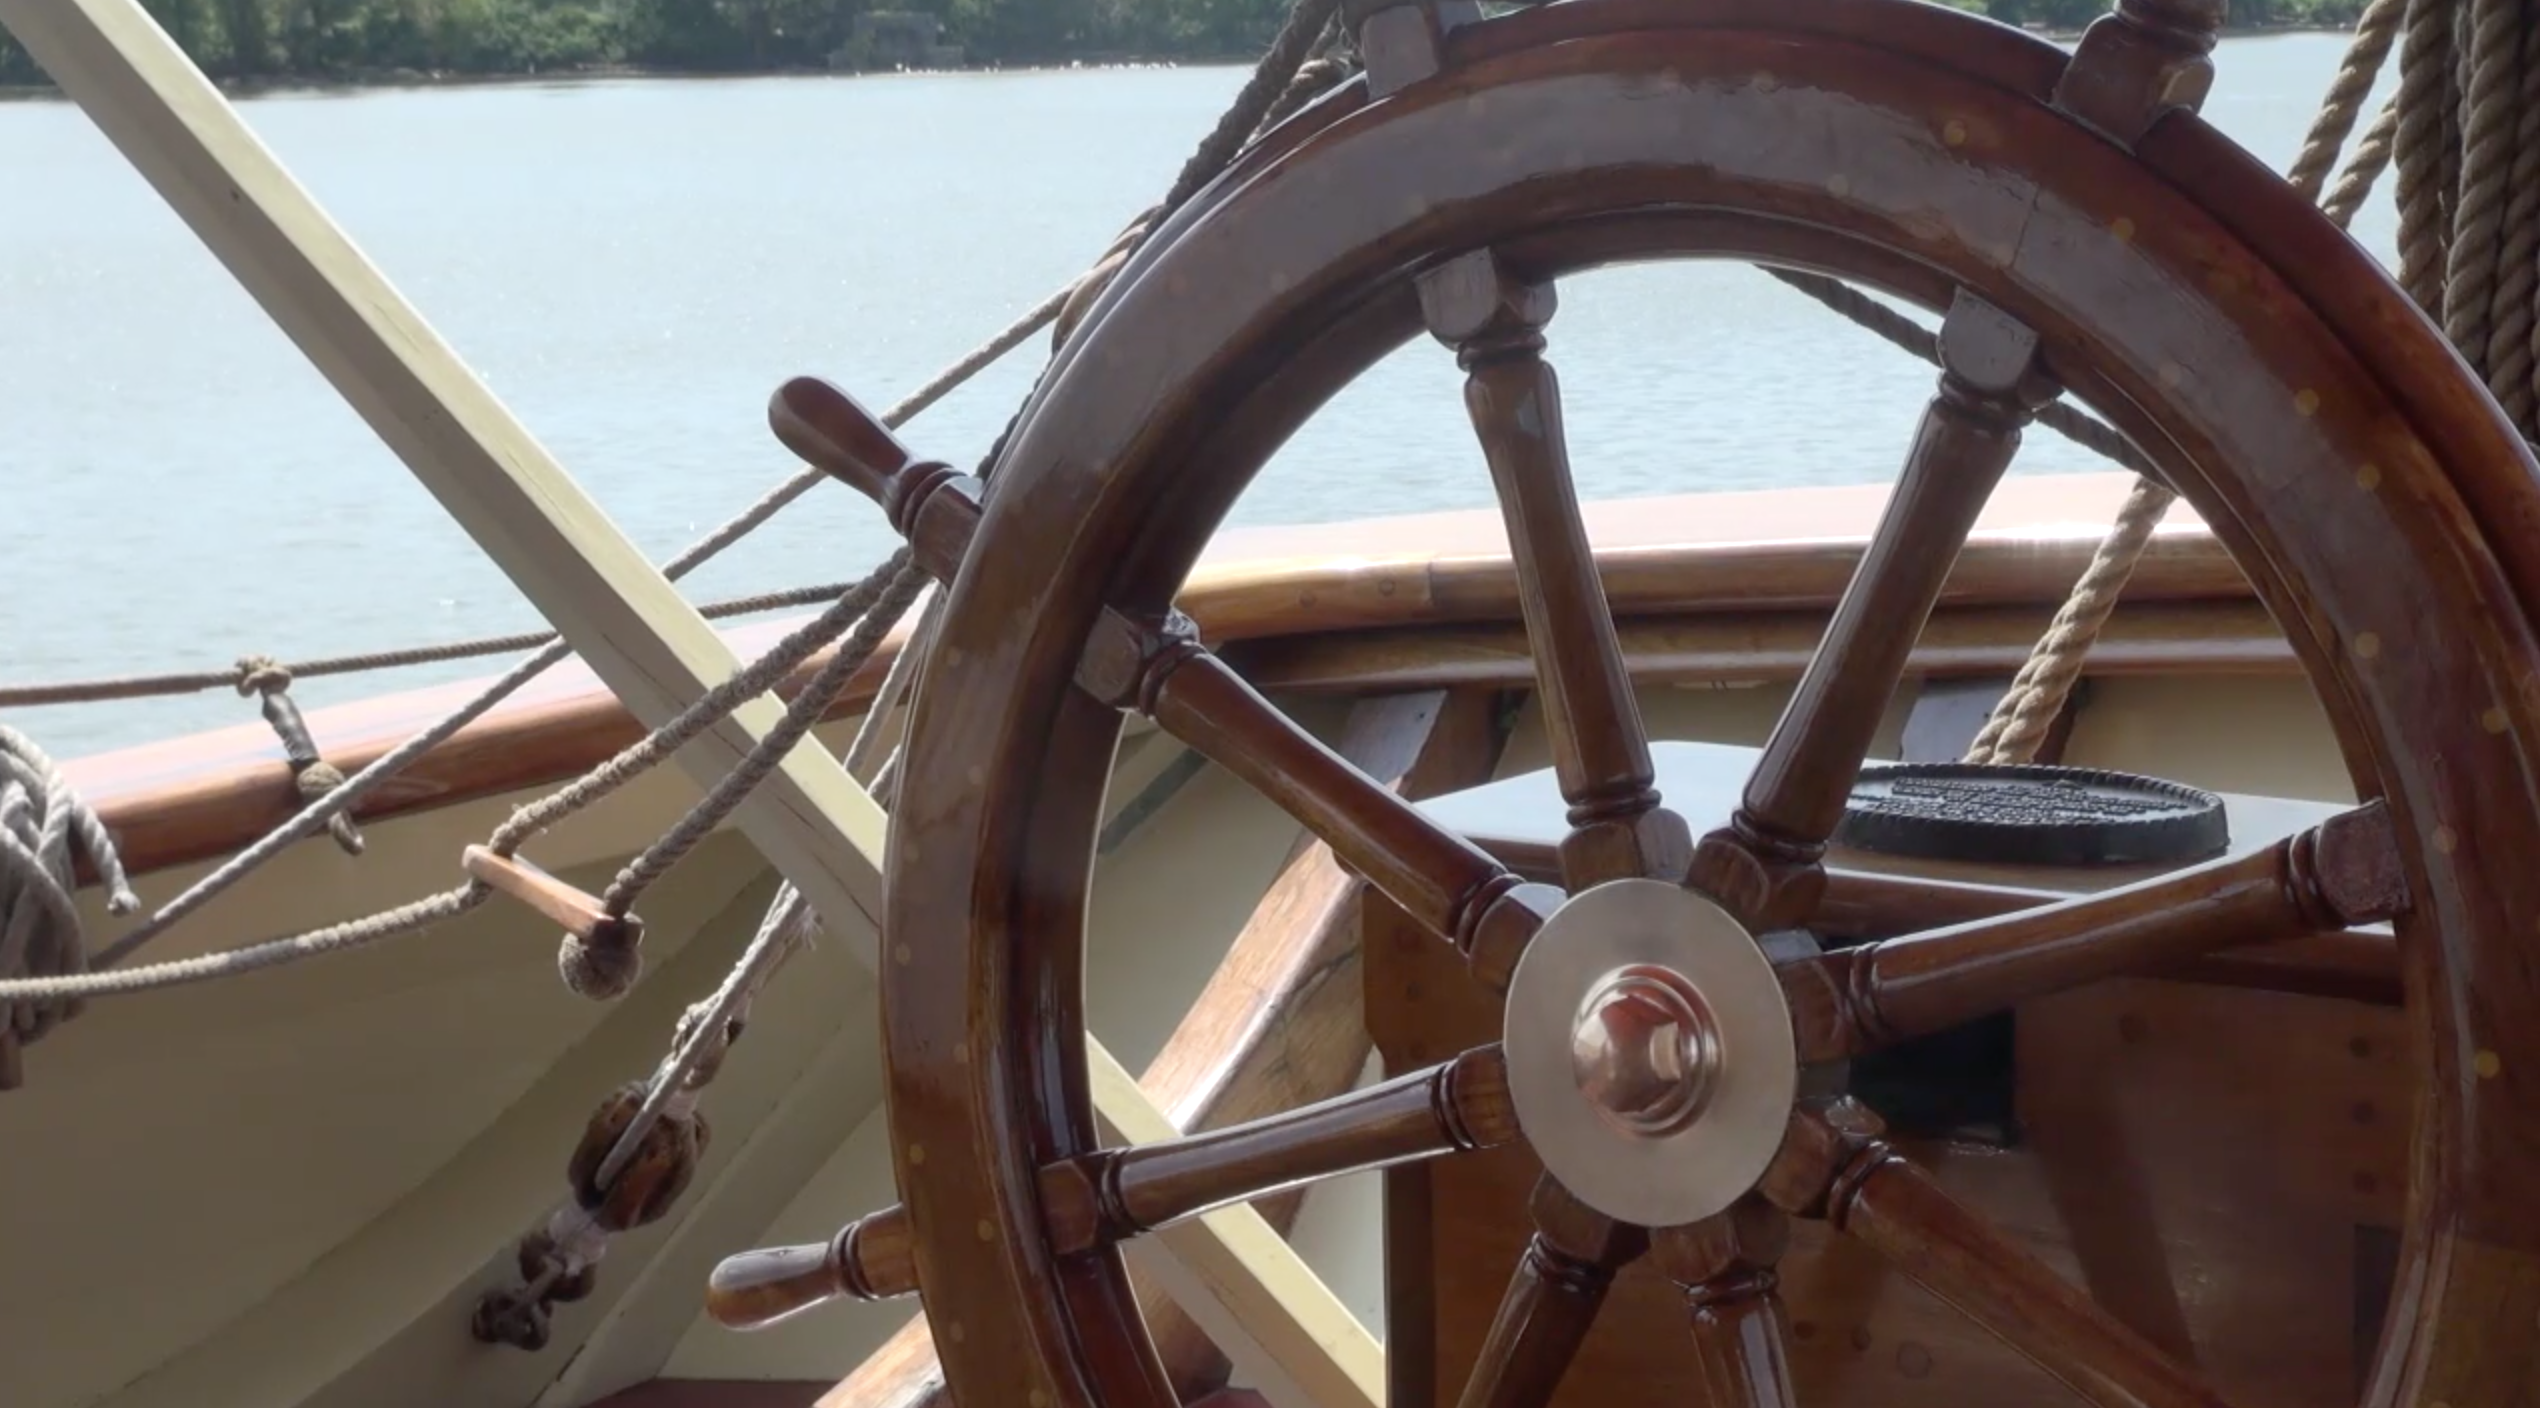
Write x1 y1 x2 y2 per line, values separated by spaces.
65 471 2253 887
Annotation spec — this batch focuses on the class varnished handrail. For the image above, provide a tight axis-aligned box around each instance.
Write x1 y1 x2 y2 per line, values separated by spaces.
60 473 2246 884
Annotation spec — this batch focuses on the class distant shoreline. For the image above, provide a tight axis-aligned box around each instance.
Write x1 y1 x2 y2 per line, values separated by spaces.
0 21 2362 103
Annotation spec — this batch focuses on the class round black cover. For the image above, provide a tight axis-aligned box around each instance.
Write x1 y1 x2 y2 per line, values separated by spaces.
1835 763 2230 868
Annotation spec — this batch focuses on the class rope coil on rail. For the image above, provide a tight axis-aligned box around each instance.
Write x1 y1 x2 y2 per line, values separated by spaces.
0 726 138 1086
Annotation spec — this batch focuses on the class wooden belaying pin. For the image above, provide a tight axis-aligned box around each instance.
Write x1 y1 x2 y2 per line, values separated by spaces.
463 845 646 999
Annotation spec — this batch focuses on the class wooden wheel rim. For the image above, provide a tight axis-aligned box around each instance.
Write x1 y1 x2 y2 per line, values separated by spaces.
882 9 2540 1408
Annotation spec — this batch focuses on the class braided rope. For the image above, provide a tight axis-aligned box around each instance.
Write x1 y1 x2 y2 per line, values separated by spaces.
2399 0 2460 315
0 563 904 1004
1963 11 2406 765
595 555 926 921
2289 0 2409 200
2488 0 2540 430
2324 94 2402 225
1962 478 2179 765
2444 0 2520 370
0 728 140 1057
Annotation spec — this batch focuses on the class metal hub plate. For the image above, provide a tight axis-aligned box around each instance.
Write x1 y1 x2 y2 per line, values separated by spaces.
1502 878 1798 1227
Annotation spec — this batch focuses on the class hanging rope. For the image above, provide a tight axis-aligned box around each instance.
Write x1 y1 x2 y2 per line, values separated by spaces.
1962 477 2179 765
2485 0 2540 430
555 552 927 1000
2397 0 2460 315
1962 7 2416 765
2289 0 2410 200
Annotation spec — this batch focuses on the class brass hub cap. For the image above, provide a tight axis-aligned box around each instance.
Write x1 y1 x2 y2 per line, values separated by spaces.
1571 966 1722 1136
1503 878 1797 1227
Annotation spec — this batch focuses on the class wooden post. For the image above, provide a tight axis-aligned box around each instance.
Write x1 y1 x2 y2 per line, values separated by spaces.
2 8 1383 1405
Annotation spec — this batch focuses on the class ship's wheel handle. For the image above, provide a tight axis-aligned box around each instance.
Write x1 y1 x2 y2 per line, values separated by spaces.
770 377 979 583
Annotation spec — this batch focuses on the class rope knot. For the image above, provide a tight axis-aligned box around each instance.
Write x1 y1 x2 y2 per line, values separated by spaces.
235 660 365 856
558 922 644 1001
234 656 293 697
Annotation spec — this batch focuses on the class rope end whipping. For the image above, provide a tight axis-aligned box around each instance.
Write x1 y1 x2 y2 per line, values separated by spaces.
237 656 368 857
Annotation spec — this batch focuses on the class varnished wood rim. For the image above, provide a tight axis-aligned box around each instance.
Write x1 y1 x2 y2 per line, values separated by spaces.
887 9 2540 1408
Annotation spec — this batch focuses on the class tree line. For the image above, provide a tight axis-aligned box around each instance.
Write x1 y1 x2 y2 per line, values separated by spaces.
1 0 2369 90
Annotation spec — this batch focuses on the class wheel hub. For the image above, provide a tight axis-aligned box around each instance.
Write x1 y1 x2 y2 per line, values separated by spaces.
1503 878 1797 1227
1571 965 1722 1136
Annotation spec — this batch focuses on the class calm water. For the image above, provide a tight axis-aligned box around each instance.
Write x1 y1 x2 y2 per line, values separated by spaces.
3 35 2399 758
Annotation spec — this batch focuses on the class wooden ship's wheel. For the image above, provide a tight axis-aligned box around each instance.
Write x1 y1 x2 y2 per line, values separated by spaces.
711 0 2540 1404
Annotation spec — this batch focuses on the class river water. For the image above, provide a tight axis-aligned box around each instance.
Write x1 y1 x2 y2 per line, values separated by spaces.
3 33 2399 757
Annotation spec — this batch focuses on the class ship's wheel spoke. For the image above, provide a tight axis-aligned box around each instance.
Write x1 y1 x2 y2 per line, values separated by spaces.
1079 609 1561 990
1651 1203 1802 1408
1778 801 2408 1062
1420 250 1693 890
704 1047 1516 1329
1689 292 2054 932
766 373 1560 992
1453 1178 1648 1408
1762 1101 2239 1408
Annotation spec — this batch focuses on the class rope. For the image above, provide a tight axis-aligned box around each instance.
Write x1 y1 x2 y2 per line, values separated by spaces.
1963 10 2408 764
1766 271 2155 473
2525 0 2540 423
0 556 911 1003
1963 477 2179 764
2324 95 2402 226
1160 0 1342 214
237 658 366 856
2445 0 2519 371
594 555 925 922
2488 0 2540 429
2398 0 2460 315
0 727 139 1075
477 3 1362 1343
0 582 845 710
2289 0 2409 200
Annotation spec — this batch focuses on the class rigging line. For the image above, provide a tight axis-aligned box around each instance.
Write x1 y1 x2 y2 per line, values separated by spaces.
0 557 914 1002
27 292 1067 982
0 284 1066 713
1966 7 2414 764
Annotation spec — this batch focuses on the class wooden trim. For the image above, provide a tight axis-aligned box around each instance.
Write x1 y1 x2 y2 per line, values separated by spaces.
72 615 914 881
62 475 2262 883
1228 599 2294 694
